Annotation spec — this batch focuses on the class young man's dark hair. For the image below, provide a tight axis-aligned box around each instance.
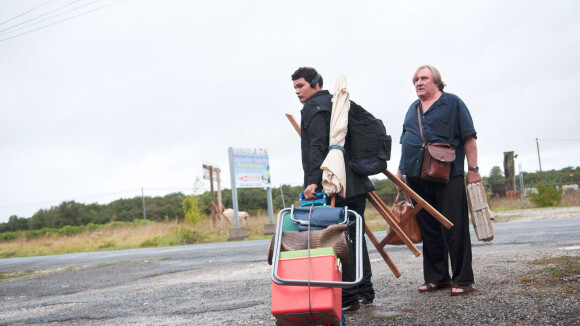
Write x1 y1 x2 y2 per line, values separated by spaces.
291 67 323 88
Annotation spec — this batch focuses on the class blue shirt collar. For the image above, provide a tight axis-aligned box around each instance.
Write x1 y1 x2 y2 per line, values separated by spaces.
416 91 449 112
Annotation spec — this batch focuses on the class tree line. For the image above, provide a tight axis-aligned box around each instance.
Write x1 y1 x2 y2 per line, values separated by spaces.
1 166 577 234
485 165 579 189
0 186 305 233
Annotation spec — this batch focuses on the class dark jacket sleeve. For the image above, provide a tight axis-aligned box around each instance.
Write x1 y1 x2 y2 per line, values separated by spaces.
305 111 330 186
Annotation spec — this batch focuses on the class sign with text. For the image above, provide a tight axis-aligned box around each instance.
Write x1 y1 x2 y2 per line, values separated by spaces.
203 164 219 181
232 148 271 188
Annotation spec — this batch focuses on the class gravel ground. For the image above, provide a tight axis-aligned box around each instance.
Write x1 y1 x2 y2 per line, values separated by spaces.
1 215 579 325
343 241 579 326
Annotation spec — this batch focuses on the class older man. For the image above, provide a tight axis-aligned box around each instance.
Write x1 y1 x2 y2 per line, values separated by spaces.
397 65 481 296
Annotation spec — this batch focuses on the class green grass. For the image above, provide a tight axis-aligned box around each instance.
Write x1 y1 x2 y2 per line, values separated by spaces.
96 261 123 268
519 256 580 297
0 223 105 243
0 270 36 281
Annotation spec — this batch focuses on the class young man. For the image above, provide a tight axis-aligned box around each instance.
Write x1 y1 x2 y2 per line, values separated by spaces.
291 67 375 311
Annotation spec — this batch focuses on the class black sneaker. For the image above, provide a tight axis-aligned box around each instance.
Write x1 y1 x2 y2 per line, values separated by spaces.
342 300 360 312
359 297 374 305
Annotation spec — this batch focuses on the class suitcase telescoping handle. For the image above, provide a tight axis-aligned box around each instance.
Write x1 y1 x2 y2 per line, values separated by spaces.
270 207 363 288
298 191 327 207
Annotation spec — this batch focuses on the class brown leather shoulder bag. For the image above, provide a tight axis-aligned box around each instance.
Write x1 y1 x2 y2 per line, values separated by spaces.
417 106 456 183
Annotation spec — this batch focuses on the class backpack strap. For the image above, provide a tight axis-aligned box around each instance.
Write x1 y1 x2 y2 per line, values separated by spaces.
303 105 331 129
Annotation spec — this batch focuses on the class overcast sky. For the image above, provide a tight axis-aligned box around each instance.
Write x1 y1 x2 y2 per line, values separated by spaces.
1 0 579 223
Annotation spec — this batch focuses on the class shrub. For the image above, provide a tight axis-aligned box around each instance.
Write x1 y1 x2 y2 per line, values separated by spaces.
182 195 203 225
529 182 562 207
0 251 17 259
140 236 161 247
174 229 201 245
98 241 116 249
60 225 76 236
0 232 19 242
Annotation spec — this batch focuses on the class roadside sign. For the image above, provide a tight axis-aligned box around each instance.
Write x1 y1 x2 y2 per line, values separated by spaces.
203 164 219 180
231 148 271 188
228 147 275 229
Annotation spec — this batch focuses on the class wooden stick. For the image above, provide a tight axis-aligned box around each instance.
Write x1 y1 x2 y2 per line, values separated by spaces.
285 113 301 137
211 201 232 225
366 191 419 252
383 204 423 244
367 192 421 257
383 170 453 229
365 224 401 278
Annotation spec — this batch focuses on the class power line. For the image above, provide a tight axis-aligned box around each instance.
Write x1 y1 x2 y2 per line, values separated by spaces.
478 140 535 155
539 139 580 142
0 0 59 27
0 0 102 37
478 138 580 156
0 0 86 34
0 0 124 43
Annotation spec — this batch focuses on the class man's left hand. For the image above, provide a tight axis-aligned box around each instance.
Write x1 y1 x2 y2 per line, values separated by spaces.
466 171 482 184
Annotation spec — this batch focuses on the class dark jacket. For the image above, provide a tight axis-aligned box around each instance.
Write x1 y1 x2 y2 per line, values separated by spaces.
300 90 375 199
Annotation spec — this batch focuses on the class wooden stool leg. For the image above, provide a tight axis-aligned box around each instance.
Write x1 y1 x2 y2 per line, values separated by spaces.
365 224 401 278
384 170 453 229
367 192 421 257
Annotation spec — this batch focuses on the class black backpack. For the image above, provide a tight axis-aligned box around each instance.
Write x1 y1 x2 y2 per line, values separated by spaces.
304 98 391 176
345 100 392 176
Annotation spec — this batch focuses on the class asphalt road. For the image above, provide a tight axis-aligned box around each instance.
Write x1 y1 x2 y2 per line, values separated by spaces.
0 217 579 325
2 217 579 273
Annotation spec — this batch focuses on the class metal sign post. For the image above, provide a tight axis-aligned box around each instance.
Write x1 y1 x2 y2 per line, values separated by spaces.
228 147 241 228
267 187 274 224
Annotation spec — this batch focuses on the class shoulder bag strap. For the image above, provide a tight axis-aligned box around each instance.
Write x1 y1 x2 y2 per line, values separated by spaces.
416 104 425 144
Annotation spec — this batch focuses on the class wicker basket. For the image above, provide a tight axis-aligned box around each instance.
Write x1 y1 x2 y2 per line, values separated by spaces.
467 182 494 242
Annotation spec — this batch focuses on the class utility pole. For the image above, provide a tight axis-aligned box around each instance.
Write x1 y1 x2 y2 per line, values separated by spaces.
141 187 147 224
519 163 526 208
280 186 286 208
536 138 543 179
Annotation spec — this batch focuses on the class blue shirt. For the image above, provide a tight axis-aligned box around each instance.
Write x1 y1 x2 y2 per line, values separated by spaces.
398 92 476 178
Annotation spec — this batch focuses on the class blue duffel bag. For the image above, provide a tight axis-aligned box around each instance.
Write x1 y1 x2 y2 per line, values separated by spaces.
290 206 348 231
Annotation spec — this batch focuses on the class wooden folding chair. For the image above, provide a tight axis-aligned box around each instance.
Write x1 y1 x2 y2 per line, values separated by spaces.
286 114 453 278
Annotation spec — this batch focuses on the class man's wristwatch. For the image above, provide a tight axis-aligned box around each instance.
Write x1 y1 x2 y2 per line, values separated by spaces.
469 165 479 172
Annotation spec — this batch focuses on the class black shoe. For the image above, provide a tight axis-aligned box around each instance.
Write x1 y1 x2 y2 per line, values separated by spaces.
342 300 360 312
359 297 374 305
